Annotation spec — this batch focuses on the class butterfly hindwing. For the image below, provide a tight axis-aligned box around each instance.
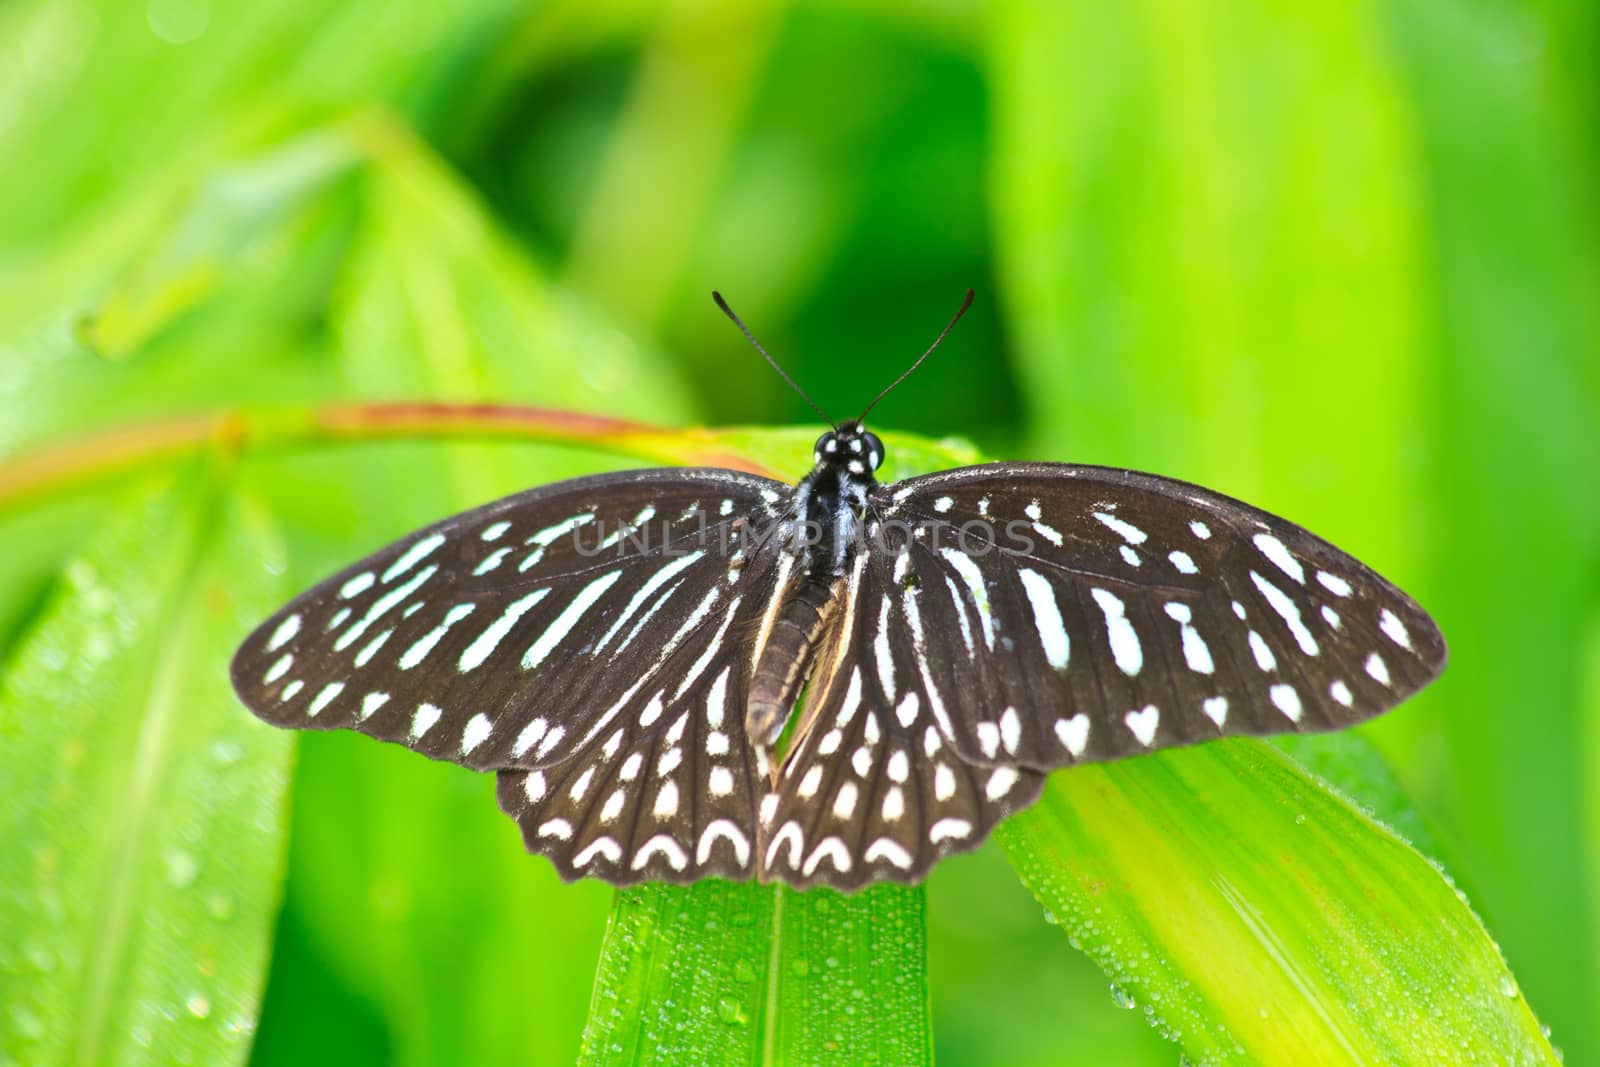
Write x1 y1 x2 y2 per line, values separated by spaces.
230 467 788 772
873 462 1447 772
757 550 1045 889
495 657 767 885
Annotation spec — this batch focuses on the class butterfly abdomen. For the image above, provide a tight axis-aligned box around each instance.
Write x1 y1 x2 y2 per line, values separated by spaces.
746 574 844 749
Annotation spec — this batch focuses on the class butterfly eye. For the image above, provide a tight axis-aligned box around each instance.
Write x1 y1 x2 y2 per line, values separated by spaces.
864 432 885 471
815 432 837 456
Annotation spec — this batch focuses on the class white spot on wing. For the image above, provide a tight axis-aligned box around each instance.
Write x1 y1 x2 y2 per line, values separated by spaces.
1317 571 1353 597
1269 684 1303 722
874 597 896 698
1249 630 1276 671
1164 602 1214 675
340 572 375 599
574 837 623 868
1018 568 1070 670
267 614 301 652
481 521 511 541
264 654 292 685
460 590 548 672
766 821 805 870
929 818 972 844
513 717 548 758
1202 696 1228 728
1125 705 1159 746
1252 533 1305 584
1055 714 1089 756
522 569 624 670
1190 520 1212 540
307 682 343 718
537 818 572 840
882 787 905 822
653 780 679 819
803 837 852 876
941 549 995 649
985 767 1019 800
1251 571 1319 655
410 702 442 739
1365 652 1391 686
1330 680 1354 706
1169 550 1198 574
865 838 913 868
400 603 477 670
359 691 389 720
832 782 859 820
1090 588 1142 676
461 713 493 754
631 834 688 871
1000 707 1022 756
697 820 750 866
383 533 446 583
1379 608 1413 650
1093 511 1148 544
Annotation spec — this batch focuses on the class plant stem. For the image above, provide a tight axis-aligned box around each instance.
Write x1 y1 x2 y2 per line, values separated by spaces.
0 401 779 515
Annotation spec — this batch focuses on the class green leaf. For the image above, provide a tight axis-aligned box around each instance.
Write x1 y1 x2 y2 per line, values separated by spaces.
0 467 293 1066
583 883 929 1066
997 740 1557 1064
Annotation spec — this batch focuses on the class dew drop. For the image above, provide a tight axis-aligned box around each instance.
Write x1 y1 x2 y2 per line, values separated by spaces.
206 893 234 920
164 849 199 889
186 994 211 1019
1500 975 1518 998
1108 983 1136 1010
715 997 745 1026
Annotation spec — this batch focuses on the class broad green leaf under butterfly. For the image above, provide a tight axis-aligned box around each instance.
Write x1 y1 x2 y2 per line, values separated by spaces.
997 741 1558 1064
0 470 292 1067
583 882 929 1066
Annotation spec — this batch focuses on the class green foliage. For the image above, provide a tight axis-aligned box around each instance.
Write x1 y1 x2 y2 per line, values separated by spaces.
0 471 292 1066
1 1 1596 1064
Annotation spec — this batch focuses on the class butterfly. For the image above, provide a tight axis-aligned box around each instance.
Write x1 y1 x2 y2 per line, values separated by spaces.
231 291 1447 891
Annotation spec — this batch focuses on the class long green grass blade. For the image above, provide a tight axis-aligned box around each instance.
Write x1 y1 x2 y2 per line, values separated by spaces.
0 469 292 1067
998 740 1557 1064
582 883 929 1066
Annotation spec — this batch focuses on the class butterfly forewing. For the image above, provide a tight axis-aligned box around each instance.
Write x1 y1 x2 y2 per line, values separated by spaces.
874 463 1447 772
230 468 788 772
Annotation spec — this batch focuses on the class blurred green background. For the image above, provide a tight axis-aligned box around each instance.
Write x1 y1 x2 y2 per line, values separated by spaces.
1 0 1596 1063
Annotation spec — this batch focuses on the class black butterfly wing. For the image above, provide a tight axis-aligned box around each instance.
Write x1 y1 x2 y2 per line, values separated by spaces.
493 645 775 885
870 462 1447 772
231 467 789 776
756 549 1045 890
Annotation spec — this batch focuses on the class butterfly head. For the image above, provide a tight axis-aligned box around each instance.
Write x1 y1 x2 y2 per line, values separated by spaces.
814 421 885 480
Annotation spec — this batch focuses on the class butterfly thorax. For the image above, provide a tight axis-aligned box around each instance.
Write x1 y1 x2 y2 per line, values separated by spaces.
744 424 885 753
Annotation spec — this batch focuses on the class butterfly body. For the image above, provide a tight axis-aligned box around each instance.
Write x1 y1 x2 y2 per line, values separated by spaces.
746 422 886 747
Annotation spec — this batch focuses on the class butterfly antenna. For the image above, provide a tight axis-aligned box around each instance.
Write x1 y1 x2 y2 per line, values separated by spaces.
713 291 835 428
857 288 974 424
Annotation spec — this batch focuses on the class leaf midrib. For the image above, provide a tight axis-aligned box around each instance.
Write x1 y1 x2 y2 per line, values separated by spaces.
71 485 213 1067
